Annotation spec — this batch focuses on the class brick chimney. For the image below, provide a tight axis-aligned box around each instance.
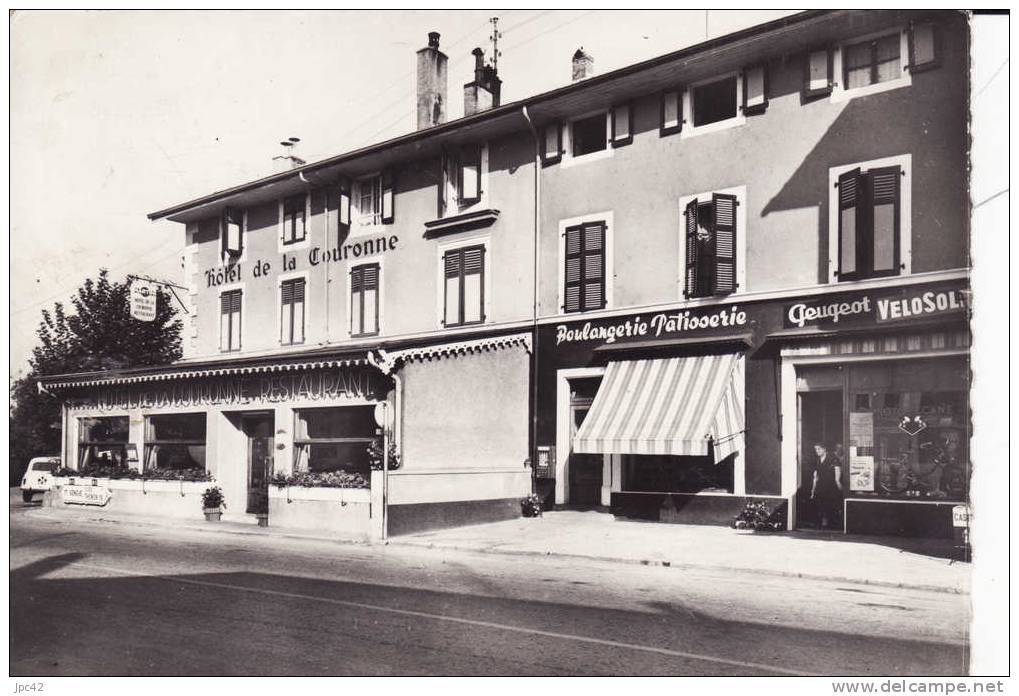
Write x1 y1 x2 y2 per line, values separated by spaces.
417 31 448 130
572 47 594 82
463 47 502 117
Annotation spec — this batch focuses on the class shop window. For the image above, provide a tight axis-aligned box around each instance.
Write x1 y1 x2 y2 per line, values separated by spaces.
834 162 904 281
438 145 483 217
144 413 206 473
281 194 307 245
682 191 739 299
280 277 306 345
220 289 242 352
623 454 734 494
293 407 377 477
563 221 606 313
78 416 130 471
443 245 485 327
571 112 608 157
845 358 969 502
350 263 380 337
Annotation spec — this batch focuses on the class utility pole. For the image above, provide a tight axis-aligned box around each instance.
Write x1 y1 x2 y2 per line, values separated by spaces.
489 16 502 72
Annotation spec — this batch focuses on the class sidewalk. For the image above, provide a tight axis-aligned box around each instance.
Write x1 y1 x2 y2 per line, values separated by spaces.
389 510 971 595
18 498 970 594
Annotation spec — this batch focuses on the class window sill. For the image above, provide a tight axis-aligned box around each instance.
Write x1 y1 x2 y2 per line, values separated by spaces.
424 208 500 238
681 114 746 139
830 76 910 103
443 320 487 330
560 147 613 169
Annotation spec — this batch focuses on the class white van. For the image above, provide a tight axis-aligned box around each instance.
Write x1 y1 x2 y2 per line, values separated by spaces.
21 457 61 502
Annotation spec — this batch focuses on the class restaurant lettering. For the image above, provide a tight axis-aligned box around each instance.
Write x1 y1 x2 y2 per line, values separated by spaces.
67 369 376 412
557 305 748 346
785 286 966 329
204 234 399 288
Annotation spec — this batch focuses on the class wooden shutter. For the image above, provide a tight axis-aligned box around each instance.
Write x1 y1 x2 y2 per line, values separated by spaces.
869 166 901 275
350 266 363 335
381 170 395 224
221 290 241 351
437 151 448 217
610 103 632 147
582 222 606 311
908 21 939 72
683 198 699 298
712 194 738 294
459 145 482 205
443 250 462 325
562 225 583 312
836 168 862 281
803 48 833 98
742 65 768 115
338 178 351 229
660 89 682 136
462 245 485 322
361 264 379 333
542 122 562 166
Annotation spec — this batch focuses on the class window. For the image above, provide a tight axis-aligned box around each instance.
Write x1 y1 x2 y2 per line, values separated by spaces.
834 162 904 282
280 278 306 345
660 89 682 136
571 113 607 157
220 289 242 352
443 245 485 326
78 416 130 471
844 33 901 89
294 407 377 477
221 207 243 257
624 454 734 494
438 145 483 217
355 175 382 226
282 194 306 245
144 413 206 473
563 221 606 313
683 193 738 299
803 47 834 98
692 76 738 127
350 263 380 337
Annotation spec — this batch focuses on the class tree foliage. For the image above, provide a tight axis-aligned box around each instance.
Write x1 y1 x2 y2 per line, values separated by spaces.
10 269 183 484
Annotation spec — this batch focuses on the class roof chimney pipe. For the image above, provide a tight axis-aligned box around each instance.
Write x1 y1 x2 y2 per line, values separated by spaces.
417 32 448 130
463 47 502 118
572 47 594 82
272 136 305 172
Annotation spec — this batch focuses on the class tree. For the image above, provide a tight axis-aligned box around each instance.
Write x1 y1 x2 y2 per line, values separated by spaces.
10 270 183 485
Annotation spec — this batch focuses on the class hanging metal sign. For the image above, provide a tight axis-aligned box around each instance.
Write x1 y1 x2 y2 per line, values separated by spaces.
129 280 158 321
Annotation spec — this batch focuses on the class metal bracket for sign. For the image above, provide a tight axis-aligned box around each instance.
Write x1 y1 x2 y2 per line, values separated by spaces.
127 273 191 316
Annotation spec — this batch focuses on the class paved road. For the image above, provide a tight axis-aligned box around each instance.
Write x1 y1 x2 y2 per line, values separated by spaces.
10 500 969 676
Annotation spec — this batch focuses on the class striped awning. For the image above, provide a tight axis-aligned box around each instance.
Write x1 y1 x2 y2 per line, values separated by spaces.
574 354 745 461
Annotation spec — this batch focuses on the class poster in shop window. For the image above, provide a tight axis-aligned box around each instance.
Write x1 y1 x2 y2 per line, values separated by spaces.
849 412 875 491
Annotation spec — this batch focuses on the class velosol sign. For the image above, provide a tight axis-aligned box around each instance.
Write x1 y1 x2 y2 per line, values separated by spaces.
784 285 967 330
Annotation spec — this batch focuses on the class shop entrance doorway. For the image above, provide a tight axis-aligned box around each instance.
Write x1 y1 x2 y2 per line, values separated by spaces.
242 413 274 515
568 400 603 507
797 390 843 530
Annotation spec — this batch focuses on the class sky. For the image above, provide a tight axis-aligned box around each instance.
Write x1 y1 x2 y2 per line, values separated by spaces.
9 9 797 377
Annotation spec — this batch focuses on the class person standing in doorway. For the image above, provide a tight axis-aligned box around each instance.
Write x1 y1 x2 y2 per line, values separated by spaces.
810 443 844 530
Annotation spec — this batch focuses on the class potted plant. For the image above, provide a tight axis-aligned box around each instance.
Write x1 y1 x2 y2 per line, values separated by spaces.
201 486 226 521
521 493 543 518
731 500 784 532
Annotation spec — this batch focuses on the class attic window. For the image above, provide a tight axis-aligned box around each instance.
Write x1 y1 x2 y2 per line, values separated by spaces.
571 113 607 157
692 76 738 127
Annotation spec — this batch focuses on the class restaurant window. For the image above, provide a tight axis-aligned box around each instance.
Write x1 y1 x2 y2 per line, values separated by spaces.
623 454 734 494
443 245 485 327
846 357 969 501
563 221 606 313
350 263 380 337
220 289 242 352
438 145 483 217
78 416 130 470
294 407 376 477
682 191 739 299
833 157 907 282
570 112 608 158
282 194 307 245
280 277 306 345
144 413 206 473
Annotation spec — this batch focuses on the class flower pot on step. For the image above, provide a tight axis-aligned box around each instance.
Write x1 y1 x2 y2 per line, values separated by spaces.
203 508 222 522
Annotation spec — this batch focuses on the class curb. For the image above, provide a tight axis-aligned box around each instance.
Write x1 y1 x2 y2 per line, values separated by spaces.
21 506 969 596
387 539 970 596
